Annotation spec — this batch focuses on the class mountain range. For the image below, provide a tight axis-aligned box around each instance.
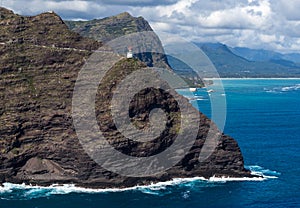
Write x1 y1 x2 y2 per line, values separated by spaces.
230 46 300 64
65 15 300 78
195 42 300 78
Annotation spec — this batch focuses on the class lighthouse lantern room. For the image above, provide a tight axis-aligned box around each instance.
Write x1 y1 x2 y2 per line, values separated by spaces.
127 46 133 59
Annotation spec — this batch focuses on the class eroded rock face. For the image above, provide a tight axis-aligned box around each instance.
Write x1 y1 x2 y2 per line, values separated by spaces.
65 12 204 88
65 12 171 70
0 7 251 188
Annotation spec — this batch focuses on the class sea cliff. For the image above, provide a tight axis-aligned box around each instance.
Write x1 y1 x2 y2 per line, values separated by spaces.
0 7 252 188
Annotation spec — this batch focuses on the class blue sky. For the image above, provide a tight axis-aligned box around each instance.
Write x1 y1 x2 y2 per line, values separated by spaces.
2 0 300 53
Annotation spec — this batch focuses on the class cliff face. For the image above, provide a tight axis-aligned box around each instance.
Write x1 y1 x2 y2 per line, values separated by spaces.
65 12 170 69
0 8 251 188
65 12 204 87
65 12 152 43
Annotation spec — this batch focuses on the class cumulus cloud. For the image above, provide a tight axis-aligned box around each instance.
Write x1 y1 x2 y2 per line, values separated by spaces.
131 0 300 52
274 0 300 21
2 0 300 52
197 0 272 29
99 0 178 6
3 0 91 16
2 0 129 19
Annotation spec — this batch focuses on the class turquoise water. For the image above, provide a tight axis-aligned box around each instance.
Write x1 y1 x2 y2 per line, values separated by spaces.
1 79 299 207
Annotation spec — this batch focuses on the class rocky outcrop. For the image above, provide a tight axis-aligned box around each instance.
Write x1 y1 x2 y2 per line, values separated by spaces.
65 12 169 69
65 12 204 87
65 12 152 43
0 7 252 188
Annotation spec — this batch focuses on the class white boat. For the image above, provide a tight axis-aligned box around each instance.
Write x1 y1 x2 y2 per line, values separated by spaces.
207 89 214 93
189 88 197 92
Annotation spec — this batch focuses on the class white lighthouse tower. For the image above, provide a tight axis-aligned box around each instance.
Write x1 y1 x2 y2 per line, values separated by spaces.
127 46 133 59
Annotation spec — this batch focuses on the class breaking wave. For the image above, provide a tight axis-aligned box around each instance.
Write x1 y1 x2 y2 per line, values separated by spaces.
246 165 281 179
0 165 279 200
264 84 300 93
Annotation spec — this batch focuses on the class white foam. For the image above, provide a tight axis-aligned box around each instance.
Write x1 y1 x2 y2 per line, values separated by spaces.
182 190 191 199
247 165 280 177
0 179 197 196
189 98 207 102
0 165 279 198
0 183 131 195
281 84 300 91
208 175 265 182
264 84 300 93
187 96 206 100
0 178 199 196
0 183 13 194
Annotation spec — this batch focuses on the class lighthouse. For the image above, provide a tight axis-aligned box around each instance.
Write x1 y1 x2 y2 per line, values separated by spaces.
127 46 133 59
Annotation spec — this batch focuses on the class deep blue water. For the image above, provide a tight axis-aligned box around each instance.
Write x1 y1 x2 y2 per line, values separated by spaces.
1 79 300 208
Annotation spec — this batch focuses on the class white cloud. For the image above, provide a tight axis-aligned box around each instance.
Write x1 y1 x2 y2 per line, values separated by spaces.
197 0 272 29
132 0 300 52
259 34 277 43
2 0 300 52
99 0 178 6
274 0 300 21
2 0 120 19
151 22 173 32
45 1 90 12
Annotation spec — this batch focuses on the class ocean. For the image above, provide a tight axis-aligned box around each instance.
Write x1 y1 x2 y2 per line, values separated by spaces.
1 79 299 208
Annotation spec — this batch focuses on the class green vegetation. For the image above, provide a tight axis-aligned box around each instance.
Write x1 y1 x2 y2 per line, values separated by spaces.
65 13 203 87
64 12 151 43
197 43 300 77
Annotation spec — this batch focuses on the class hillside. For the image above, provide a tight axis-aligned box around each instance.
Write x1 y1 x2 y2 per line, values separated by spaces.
65 12 169 69
230 46 300 64
65 12 152 42
197 43 300 77
0 7 251 187
65 13 203 87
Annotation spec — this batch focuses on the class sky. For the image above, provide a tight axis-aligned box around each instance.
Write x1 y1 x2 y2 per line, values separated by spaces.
2 0 300 53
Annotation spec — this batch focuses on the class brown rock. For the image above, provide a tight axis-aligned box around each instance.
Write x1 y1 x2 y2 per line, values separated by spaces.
0 7 253 189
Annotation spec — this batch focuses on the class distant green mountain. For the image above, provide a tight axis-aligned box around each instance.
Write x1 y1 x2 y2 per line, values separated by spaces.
166 55 204 87
229 47 282 62
282 53 300 64
230 46 300 64
65 14 300 78
195 43 300 77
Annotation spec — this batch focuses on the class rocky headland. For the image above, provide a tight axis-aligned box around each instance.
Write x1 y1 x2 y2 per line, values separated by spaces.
0 7 253 189
65 12 204 87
